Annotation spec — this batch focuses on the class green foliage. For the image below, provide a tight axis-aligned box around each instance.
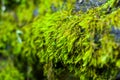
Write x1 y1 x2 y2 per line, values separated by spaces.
0 60 24 80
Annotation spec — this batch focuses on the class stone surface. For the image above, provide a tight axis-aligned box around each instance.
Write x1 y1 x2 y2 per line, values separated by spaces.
75 0 107 12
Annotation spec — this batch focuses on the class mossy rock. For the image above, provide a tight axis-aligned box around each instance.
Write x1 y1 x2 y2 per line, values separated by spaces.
1 0 120 80
21 0 120 79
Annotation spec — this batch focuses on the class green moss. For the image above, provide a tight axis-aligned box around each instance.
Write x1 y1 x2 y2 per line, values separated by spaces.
0 60 24 80
1 0 120 80
21 1 120 79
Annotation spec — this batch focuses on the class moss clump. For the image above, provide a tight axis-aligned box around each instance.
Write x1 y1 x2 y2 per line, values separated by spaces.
21 0 120 79
1 0 120 80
